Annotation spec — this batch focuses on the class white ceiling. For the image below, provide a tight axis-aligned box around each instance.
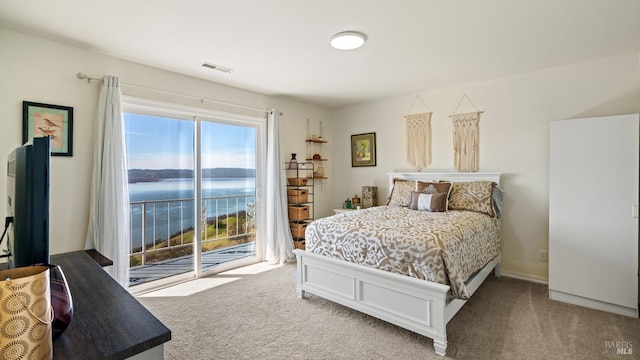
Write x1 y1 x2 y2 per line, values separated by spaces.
1 0 640 109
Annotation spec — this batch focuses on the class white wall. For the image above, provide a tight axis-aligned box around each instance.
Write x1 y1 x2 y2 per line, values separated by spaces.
0 28 333 255
3 27 638 282
331 53 640 281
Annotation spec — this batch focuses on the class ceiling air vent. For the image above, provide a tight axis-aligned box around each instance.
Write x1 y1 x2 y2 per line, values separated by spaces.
201 62 233 73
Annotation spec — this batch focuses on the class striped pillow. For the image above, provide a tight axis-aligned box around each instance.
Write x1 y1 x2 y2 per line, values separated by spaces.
409 191 448 212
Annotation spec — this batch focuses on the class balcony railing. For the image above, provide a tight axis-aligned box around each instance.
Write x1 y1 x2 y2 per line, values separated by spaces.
129 194 256 267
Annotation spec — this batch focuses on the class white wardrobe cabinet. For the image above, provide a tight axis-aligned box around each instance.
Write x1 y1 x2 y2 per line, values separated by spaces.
549 114 639 318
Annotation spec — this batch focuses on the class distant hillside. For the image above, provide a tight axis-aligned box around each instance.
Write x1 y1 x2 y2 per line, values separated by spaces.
128 168 255 183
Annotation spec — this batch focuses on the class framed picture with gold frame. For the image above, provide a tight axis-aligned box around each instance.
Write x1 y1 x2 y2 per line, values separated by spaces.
22 101 73 156
351 132 376 167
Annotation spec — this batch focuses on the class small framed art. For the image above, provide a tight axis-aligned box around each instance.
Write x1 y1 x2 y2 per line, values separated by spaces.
351 132 376 167
23 101 73 156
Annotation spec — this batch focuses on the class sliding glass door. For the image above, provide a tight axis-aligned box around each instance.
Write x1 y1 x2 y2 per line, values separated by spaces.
197 119 258 276
123 98 264 289
125 112 196 286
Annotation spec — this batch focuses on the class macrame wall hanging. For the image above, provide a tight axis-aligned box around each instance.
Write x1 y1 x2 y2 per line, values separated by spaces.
404 95 432 171
450 94 484 172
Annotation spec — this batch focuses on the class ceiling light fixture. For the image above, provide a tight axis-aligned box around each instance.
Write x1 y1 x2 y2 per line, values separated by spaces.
202 62 233 73
330 31 366 50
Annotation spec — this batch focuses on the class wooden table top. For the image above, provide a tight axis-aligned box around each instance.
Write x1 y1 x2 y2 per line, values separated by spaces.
51 251 171 359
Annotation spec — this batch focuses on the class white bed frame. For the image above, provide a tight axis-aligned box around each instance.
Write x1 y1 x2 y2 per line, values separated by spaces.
294 172 502 356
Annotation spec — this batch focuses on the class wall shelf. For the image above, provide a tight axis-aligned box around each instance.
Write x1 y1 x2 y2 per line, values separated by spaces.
306 138 328 180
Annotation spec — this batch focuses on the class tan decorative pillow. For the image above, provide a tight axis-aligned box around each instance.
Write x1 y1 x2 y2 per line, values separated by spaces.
416 181 452 196
386 179 416 207
448 181 495 217
416 181 452 208
409 191 447 212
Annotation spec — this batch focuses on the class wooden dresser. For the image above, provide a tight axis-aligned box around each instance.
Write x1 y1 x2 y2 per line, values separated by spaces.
51 251 171 359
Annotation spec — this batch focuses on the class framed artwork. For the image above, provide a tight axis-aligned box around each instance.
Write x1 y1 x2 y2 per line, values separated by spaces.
23 101 73 156
351 132 376 167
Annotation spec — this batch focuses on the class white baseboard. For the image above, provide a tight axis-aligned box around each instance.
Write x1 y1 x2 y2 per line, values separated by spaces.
549 290 639 318
499 270 548 285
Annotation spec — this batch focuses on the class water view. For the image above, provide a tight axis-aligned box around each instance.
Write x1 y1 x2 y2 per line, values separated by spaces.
129 176 256 250
124 111 259 284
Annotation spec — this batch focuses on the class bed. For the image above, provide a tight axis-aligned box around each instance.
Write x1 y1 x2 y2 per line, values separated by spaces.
294 172 502 356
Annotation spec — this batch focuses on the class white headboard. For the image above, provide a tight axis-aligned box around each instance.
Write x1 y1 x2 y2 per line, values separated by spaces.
387 172 502 190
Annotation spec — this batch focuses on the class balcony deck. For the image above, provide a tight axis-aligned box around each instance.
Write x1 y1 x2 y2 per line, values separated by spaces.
129 242 256 286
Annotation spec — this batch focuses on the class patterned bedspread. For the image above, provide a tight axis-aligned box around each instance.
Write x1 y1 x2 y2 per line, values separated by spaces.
305 206 500 299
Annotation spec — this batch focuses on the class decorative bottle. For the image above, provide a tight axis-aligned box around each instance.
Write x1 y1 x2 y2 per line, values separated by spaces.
289 153 298 169
352 195 361 209
345 199 352 209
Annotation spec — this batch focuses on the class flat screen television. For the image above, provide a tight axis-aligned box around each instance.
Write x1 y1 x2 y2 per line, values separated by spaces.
5 136 50 268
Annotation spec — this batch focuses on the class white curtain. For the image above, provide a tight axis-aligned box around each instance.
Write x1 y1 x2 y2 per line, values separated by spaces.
265 109 294 264
85 76 130 286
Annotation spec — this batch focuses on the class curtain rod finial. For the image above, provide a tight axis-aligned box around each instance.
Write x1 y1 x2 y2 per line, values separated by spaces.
76 72 92 83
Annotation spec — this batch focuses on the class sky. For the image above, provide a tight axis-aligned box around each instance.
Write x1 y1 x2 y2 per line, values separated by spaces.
124 113 256 170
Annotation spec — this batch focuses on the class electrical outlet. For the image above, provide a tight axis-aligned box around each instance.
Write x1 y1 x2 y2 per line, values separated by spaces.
538 250 548 262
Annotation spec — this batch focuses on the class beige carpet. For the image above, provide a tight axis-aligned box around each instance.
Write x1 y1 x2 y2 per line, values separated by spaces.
138 262 639 360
